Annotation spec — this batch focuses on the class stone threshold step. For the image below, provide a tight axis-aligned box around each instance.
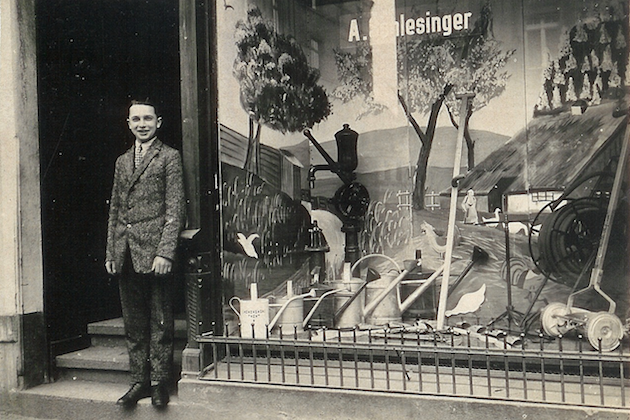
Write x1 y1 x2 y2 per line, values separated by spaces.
57 345 184 372
56 346 130 371
88 318 187 339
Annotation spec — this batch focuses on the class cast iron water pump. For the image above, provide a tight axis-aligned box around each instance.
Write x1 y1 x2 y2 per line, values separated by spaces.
304 124 370 265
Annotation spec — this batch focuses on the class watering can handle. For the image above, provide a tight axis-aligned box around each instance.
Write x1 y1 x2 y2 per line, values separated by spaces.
228 296 241 320
351 253 401 275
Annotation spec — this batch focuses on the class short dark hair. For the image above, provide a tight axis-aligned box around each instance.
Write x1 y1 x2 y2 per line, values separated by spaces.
129 98 160 116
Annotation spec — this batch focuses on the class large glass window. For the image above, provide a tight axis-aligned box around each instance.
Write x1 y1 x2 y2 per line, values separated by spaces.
216 0 628 338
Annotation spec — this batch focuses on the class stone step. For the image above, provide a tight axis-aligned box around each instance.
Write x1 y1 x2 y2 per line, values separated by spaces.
55 317 188 384
56 346 129 371
56 345 130 383
56 341 185 384
2 380 210 420
88 318 188 347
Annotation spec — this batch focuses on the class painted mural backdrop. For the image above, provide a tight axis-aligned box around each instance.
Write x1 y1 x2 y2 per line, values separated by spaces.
216 0 628 336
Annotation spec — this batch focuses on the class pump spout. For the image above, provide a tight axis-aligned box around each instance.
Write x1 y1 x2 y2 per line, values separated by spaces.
309 164 332 188
304 129 353 185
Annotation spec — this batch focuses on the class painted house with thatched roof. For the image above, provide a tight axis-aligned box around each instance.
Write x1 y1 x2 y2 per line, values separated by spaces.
455 100 627 216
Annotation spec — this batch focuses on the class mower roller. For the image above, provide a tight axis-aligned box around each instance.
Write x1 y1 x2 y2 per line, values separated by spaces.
536 124 628 352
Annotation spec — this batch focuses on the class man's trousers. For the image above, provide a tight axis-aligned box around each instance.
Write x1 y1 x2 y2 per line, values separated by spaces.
119 257 174 385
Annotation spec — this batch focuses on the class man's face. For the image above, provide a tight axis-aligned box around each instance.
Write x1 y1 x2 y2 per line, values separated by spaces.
128 104 162 143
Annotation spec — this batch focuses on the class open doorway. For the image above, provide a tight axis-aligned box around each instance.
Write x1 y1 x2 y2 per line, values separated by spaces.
36 0 182 356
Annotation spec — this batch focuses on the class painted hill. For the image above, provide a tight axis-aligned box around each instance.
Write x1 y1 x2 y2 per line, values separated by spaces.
281 126 509 174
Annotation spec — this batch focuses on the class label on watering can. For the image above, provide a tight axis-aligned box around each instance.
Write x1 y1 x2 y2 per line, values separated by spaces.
238 298 270 338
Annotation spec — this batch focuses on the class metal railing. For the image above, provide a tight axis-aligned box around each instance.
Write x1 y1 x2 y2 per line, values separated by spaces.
197 324 629 409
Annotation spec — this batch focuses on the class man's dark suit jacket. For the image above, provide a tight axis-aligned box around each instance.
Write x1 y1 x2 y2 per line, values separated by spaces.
106 138 185 273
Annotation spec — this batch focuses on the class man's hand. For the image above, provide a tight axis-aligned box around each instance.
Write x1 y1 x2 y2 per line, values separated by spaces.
152 256 173 275
105 261 118 275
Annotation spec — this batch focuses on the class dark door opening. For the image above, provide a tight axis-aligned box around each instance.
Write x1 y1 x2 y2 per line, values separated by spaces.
488 177 516 213
36 0 181 355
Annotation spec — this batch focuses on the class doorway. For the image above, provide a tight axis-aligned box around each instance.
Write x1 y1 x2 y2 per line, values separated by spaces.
36 0 182 355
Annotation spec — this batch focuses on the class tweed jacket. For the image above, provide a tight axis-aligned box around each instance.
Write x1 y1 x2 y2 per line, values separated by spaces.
106 138 185 274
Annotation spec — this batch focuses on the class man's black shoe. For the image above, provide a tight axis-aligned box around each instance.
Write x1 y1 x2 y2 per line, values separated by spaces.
151 383 170 408
116 382 151 407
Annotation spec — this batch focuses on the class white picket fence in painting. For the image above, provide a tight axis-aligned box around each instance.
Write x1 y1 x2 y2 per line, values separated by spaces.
425 191 441 210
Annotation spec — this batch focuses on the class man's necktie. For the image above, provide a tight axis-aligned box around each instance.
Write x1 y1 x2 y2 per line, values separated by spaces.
134 144 143 169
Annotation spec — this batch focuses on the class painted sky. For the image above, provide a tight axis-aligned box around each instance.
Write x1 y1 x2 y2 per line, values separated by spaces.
217 0 627 151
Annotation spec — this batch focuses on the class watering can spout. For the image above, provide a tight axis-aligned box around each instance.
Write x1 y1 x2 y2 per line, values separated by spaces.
362 269 409 319
399 266 444 313
361 260 444 324
302 288 344 328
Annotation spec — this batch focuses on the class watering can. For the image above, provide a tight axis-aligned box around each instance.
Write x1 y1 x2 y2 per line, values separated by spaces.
298 262 363 329
331 276 366 329
267 281 316 334
334 254 445 326
362 262 444 325
301 286 347 329
364 272 404 325
339 246 490 325
229 283 270 338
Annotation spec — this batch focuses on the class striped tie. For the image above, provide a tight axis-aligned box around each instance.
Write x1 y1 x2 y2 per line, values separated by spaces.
134 144 143 169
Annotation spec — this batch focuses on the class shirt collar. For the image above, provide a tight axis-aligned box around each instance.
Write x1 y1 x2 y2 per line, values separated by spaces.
135 137 157 150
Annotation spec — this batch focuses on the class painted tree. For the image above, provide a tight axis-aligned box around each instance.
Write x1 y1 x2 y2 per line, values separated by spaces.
234 6 331 174
442 32 514 172
334 3 513 209
539 8 628 111
536 55 555 111
332 43 386 119
566 77 578 102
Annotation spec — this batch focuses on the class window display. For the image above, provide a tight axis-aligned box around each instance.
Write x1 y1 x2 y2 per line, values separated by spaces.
216 0 628 350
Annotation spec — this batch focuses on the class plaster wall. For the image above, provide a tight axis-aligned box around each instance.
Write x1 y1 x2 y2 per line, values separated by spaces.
0 0 45 390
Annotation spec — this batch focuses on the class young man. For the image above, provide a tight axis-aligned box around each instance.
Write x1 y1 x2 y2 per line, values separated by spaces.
105 100 185 408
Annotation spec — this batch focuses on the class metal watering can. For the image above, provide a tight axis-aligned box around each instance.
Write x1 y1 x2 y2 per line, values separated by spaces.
330 278 364 328
301 286 347 329
267 281 316 334
303 261 369 329
229 283 270 338
363 265 443 325
268 280 361 332
334 254 442 326
230 281 319 337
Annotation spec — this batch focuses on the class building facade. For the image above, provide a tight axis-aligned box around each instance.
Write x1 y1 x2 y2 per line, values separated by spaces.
0 3 628 415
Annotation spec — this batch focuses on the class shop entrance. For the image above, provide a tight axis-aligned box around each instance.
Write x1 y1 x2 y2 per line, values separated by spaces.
35 0 182 356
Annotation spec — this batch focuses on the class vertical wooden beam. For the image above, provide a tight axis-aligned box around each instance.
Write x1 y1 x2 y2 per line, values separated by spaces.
179 0 222 377
179 0 201 229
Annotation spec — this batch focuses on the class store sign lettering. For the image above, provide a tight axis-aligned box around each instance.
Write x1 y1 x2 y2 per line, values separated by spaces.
348 11 473 42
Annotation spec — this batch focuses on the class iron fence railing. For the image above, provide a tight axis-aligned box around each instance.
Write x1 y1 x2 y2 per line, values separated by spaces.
196 324 629 409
